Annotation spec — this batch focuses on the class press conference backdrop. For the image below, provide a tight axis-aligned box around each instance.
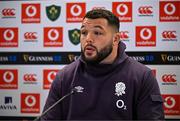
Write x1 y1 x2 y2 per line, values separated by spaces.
0 0 180 120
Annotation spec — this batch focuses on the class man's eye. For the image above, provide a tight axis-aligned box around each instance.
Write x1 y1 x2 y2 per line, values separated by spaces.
94 31 102 35
81 31 86 35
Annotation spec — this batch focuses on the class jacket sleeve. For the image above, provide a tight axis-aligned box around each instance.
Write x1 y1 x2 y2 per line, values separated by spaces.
136 70 165 120
40 71 63 120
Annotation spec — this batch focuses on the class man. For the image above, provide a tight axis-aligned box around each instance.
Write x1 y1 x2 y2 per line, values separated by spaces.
42 9 164 120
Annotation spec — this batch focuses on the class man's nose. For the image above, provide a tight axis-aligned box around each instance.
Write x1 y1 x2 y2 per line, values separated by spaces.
86 33 94 43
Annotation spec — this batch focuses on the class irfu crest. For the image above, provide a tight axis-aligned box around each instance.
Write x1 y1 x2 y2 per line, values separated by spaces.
46 5 61 21
68 29 80 45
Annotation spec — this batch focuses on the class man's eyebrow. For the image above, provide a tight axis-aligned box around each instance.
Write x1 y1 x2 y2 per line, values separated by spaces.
80 25 85 29
80 25 104 30
94 25 104 30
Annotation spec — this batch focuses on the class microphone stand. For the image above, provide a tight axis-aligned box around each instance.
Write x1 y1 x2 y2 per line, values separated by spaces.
33 89 75 121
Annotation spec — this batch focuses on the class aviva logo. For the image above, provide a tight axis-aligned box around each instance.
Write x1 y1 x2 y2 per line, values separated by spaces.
46 5 61 21
0 97 17 110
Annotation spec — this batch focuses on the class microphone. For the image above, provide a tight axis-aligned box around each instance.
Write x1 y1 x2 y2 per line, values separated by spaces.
33 87 82 121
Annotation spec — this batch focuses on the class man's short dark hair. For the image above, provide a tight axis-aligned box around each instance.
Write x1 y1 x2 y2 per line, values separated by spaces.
84 9 120 32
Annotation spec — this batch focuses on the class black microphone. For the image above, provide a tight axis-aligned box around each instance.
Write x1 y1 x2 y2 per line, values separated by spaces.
33 87 82 121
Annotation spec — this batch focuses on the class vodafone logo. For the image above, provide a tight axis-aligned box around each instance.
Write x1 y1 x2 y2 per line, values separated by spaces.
3 29 14 41
48 29 59 41
3 71 14 83
2 8 15 18
136 26 156 46
112 2 132 22
25 5 37 17
21 93 40 113
140 28 152 40
164 3 176 15
21 3 40 23
44 27 63 47
0 69 18 89
116 4 128 16
47 71 57 83
71 4 82 16
0 28 18 47
162 95 180 115
43 69 58 89
164 96 176 108
138 6 153 15
25 95 36 107
66 3 86 22
160 1 180 22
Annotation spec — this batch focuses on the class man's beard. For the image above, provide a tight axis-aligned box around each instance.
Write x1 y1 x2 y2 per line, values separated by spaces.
81 43 113 65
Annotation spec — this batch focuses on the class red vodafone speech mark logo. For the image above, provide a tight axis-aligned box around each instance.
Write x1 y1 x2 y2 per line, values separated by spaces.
44 27 63 47
21 3 40 23
0 28 18 47
0 69 18 89
43 69 59 89
21 93 40 113
160 1 180 22
112 2 132 22
136 26 156 47
162 95 180 115
66 3 86 22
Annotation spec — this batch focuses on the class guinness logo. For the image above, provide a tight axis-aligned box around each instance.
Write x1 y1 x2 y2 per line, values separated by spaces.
161 54 168 62
23 54 29 62
68 54 79 62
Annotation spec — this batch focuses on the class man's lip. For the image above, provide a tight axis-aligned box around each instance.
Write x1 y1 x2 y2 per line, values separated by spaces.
84 46 96 55
85 46 95 51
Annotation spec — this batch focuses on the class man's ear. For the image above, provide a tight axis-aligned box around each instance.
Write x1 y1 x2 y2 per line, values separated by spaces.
113 32 120 45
